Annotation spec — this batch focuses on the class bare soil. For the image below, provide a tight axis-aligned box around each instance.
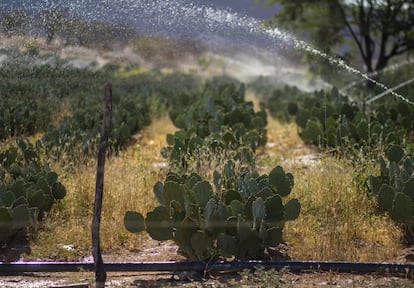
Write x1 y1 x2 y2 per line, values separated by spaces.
1 236 414 288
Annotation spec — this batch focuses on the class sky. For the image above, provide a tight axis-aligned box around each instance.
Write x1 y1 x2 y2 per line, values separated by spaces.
2 0 283 53
193 0 279 19
2 0 279 20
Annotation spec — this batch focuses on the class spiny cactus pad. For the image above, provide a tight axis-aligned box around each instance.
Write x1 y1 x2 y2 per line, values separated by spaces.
124 211 145 233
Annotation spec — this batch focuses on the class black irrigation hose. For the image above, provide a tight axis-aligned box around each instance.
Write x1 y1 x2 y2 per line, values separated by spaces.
0 260 413 275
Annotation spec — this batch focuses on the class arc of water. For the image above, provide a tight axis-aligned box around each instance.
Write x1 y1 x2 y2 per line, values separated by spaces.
366 77 414 105
339 58 414 93
264 28 414 106
8 0 414 106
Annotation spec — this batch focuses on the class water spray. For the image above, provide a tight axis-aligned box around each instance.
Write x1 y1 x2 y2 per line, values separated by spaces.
9 0 414 105
263 29 414 106
339 58 414 93
367 77 414 104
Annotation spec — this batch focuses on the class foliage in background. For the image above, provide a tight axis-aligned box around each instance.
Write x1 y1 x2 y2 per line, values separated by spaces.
258 82 414 156
0 48 110 139
0 139 66 244
0 8 137 49
163 81 267 172
249 78 305 122
42 69 202 165
0 49 202 166
261 0 414 81
42 85 152 165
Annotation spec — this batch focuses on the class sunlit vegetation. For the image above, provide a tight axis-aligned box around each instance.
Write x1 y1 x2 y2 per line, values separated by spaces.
0 34 413 266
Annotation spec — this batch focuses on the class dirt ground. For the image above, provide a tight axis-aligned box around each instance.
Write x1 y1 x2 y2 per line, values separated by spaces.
1 237 414 288
1 266 414 288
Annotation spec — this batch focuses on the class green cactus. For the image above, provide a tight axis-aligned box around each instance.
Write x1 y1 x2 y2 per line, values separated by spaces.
190 230 212 260
145 206 174 241
217 233 237 256
34 177 48 194
252 197 266 230
9 163 22 177
174 217 198 257
224 189 243 205
192 181 213 208
284 199 301 221
125 161 299 260
1 191 16 207
153 181 164 205
124 211 145 233
163 181 185 209
204 198 218 232
236 215 251 242
265 227 283 246
12 196 29 208
369 149 414 241
257 187 274 200
356 119 369 141
237 232 263 260
391 193 413 222
0 207 12 243
403 177 414 200
387 145 404 163
269 166 294 196
27 188 45 209
45 171 58 186
265 195 285 228
11 204 30 231
51 182 66 200
301 119 324 145
229 200 244 217
378 184 396 212
10 179 27 199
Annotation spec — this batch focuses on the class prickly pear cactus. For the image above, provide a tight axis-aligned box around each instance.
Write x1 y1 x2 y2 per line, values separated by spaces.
163 82 267 171
0 139 67 244
368 145 414 241
292 88 410 152
124 162 300 261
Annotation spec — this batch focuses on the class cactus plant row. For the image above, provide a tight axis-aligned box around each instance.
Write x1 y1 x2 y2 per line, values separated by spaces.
124 162 300 261
267 86 414 155
0 139 67 244
368 145 414 242
162 82 267 171
124 79 301 261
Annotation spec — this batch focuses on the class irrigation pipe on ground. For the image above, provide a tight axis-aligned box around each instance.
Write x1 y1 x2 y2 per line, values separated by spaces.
0 260 413 275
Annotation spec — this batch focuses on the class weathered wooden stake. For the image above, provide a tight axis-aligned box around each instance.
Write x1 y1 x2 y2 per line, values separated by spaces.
92 83 112 288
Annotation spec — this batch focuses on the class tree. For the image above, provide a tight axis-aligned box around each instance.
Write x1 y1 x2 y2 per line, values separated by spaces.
1 9 29 36
39 9 71 43
261 0 414 75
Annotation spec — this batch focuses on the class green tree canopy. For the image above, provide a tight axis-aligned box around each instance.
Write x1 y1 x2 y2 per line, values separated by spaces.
261 0 414 74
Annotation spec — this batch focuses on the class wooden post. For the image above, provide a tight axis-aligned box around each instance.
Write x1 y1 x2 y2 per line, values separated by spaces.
92 83 112 287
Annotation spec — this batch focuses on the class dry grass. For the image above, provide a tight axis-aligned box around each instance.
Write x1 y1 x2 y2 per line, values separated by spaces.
28 116 176 260
27 113 403 263
285 158 402 261
263 117 403 262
